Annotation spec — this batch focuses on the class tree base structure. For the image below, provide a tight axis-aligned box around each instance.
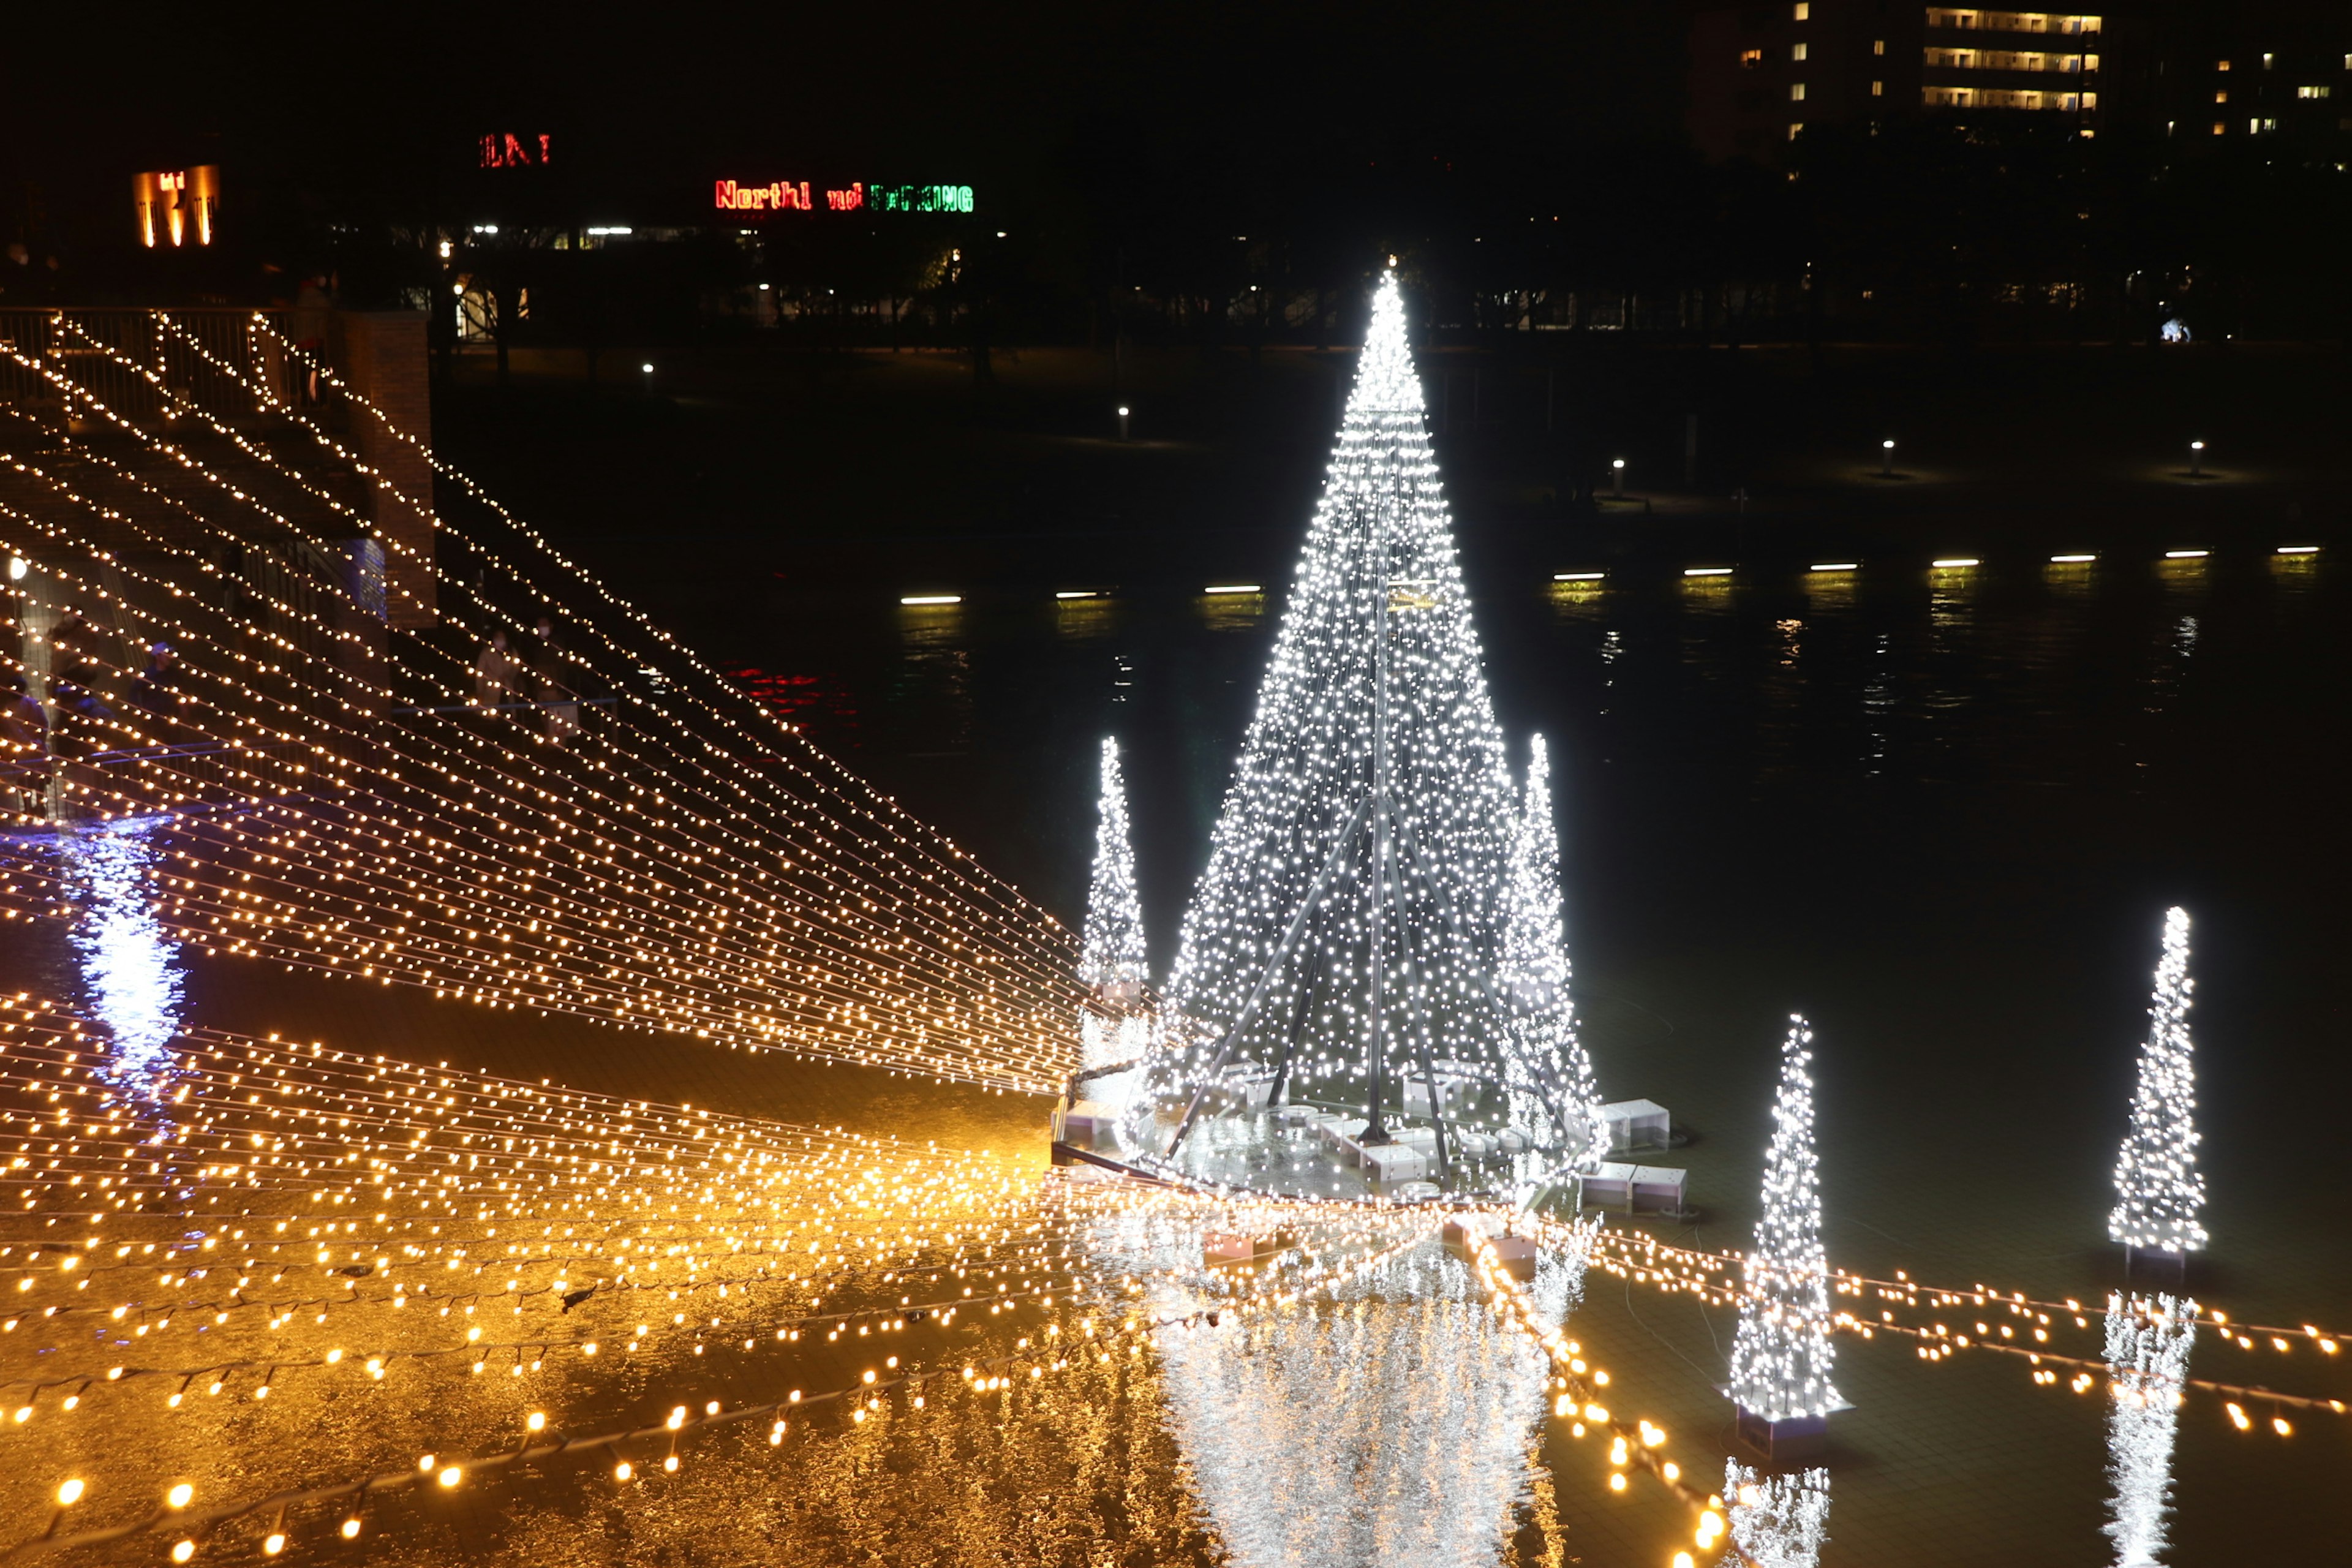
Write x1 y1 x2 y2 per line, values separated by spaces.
2122 1244 2190 1290
1733 1405 1831 1463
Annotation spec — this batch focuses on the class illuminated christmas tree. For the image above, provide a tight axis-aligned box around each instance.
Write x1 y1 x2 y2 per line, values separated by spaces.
1727 1016 1842 1453
2102 1291 2197 1568
1078 736 1150 1071
1502 734 1605 1167
1723 1460 1831 1568
1147 270 1518 1163
2107 907 2208 1261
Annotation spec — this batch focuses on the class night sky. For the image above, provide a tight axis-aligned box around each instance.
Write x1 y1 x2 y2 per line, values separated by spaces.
2 1 1685 245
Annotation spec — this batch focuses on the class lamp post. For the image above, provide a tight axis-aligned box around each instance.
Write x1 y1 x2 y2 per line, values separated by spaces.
1881 438 1896 479
1611 457 1626 499
2189 440 2204 478
1117 405 1131 443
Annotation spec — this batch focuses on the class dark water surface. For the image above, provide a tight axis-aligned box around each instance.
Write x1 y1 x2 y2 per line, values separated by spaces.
11 545 2348 1567
698 547 2352 1565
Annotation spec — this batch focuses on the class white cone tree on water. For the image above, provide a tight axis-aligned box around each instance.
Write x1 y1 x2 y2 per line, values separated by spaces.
1148 271 1521 1149
1079 736 1150 1071
2108 907 2208 1259
1502 734 1606 1169
1727 1016 1843 1425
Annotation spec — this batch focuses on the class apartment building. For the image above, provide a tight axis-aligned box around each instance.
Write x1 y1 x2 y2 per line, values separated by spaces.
1690 1 2352 160
1686 1 2150 159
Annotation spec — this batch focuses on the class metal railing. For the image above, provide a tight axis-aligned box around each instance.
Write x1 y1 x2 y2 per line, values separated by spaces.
0 309 308 430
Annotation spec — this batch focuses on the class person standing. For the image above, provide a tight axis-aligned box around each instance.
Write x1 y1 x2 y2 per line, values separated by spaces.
126 641 185 719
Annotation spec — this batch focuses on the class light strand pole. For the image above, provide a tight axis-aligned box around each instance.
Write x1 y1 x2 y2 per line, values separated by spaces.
1364 462 1393 1145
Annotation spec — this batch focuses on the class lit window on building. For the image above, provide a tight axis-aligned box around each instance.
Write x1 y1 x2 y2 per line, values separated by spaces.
1874 38 1885 54
1791 81 1807 100
1872 79 1885 95
2299 85 2332 99
2217 60 2230 72
1741 48 1764 67
2212 122 2226 134
1793 2 1809 20
1924 10 2101 34
1789 122 1806 138
2262 53 2274 70
1926 47 2090 72
2215 91 2228 103
1793 42 1808 59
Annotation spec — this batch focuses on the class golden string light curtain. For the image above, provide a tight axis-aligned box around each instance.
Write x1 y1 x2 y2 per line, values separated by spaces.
0 314 1082 1090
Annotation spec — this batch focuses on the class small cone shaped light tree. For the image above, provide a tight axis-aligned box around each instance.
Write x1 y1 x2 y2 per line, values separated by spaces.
1727 1016 1843 1458
1146 271 1519 1172
2108 907 2207 1274
1502 734 1606 1170
1079 737 1151 1071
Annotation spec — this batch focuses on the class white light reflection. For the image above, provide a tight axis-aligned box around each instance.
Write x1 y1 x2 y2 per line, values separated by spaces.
61 816 186 1084
2103 1291 2195 1567
1724 1460 1830 1568
1121 1227 1585 1567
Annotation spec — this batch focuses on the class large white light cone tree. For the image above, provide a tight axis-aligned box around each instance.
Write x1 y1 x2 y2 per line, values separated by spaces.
1146 270 1520 1167
2108 907 2208 1264
1078 736 1151 1071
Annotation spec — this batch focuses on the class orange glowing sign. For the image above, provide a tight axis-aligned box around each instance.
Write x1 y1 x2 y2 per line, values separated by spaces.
133 165 220 248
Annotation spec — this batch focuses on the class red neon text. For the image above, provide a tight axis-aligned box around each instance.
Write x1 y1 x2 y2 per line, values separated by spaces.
481 134 553 169
715 179 812 212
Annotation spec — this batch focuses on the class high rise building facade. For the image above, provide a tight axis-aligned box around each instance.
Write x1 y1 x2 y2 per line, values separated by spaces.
1687 1 2348 160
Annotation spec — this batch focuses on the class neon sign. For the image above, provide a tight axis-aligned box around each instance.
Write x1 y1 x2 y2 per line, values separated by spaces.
481 134 552 168
132 165 219 248
713 179 972 215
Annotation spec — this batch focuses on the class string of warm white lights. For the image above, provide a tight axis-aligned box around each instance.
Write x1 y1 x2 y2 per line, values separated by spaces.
1460 1224 1755 1568
9 1216 1434 1567
0 321 1085 1090
227 311 1062 955
0 997 1499 1561
1543 1221 2350 1439
1572 1216 2352 1382
12 317 1083 1027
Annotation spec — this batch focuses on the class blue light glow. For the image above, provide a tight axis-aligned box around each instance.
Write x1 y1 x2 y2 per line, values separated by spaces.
62 817 186 1084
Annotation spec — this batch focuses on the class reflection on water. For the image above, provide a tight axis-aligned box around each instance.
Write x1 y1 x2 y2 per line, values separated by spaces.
1147 1240 1583 1568
895 603 975 749
1053 595 1123 643
2102 1292 2196 1567
60 815 184 1085
1199 591 1267 634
